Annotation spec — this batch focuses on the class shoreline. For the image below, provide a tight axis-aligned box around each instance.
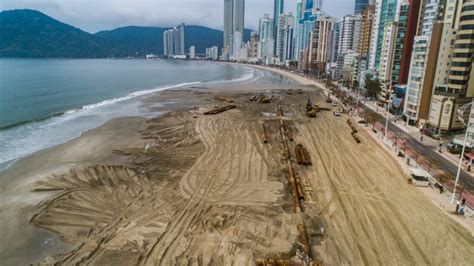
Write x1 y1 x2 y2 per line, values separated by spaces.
0 61 262 168
1 65 473 264
0 60 256 167
0 68 297 264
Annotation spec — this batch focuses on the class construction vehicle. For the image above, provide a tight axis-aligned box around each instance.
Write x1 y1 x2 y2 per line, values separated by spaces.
259 94 272 103
326 93 332 103
306 98 319 117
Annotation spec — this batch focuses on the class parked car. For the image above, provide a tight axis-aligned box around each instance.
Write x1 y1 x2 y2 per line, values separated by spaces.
333 111 341 116
446 141 456 149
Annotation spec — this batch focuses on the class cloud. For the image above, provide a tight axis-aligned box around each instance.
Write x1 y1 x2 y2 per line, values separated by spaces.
0 0 353 33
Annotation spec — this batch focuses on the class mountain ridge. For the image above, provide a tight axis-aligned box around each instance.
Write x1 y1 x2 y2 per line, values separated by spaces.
0 9 252 58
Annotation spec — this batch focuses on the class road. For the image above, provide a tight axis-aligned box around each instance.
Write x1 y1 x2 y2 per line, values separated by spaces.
359 104 474 194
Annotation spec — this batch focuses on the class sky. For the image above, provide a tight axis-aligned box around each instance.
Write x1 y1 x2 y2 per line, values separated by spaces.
0 0 354 33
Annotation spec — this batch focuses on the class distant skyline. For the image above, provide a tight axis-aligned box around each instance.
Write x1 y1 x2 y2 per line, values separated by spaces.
0 0 353 33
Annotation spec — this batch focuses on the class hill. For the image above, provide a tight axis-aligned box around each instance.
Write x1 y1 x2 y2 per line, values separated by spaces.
94 26 166 56
0 9 117 58
0 9 254 58
95 25 252 56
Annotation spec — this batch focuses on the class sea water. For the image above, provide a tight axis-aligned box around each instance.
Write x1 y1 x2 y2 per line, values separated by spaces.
0 59 255 166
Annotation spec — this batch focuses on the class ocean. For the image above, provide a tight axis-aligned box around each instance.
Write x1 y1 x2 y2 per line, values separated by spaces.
0 59 256 167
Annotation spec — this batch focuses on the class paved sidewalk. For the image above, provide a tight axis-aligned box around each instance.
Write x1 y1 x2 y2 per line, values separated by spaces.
359 97 468 170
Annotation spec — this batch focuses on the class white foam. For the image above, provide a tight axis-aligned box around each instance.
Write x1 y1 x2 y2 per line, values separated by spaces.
81 81 201 111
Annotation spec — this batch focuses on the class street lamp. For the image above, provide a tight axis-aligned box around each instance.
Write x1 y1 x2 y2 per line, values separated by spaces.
451 102 472 203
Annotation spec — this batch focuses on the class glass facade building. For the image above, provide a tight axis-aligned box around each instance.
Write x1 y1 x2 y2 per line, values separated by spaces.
374 0 398 69
354 0 369 15
273 0 284 55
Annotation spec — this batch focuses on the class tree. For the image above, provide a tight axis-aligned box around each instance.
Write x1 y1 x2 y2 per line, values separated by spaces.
365 75 382 97
439 174 450 185
352 80 359 92
362 110 379 128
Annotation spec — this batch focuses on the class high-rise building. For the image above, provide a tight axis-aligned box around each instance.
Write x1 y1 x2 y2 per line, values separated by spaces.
277 12 295 63
293 0 303 60
189 46 195 59
232 31 243 60
259 39 274 63
259 14 273 41
447 0 474 97
248 32 260 58
233 0 245 33
387 0 421 91
163 30 170 57
311 16 336 64
224 0 234 54
295 0 324 67
368 0 382 69
314 0 323 10
335 15 360 79
403 0 441 123
427 0 472 131
273 0 285 56
223 0 245 60
163 24 185 57
259 14 274 63
211 46 219 60
178 23 185 55
418 0 441 36
167 29 174 56
355 0 370 15
359 5 375 58
352 14 363 54
323 20 340 76
378 21 397 104
405 36 430 121
206 46 219 60
369 0 399 70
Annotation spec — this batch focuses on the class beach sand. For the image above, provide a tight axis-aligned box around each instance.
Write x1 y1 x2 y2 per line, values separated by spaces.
1 71 473 265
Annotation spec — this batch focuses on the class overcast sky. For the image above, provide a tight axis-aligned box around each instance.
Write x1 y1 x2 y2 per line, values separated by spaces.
0 0 354 33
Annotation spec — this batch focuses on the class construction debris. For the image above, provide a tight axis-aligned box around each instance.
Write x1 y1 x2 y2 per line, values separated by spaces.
261 123 268 144
249 94 273 103
256 259 300 266
277 98 284 117
283 122 293 141
295 144 312 166
319 107 332 111
352 132 361 143
203 104 237 115
347 119 358 133
298 223 313 260
214 95 234 103
347 119 361 144
286 88 304 95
